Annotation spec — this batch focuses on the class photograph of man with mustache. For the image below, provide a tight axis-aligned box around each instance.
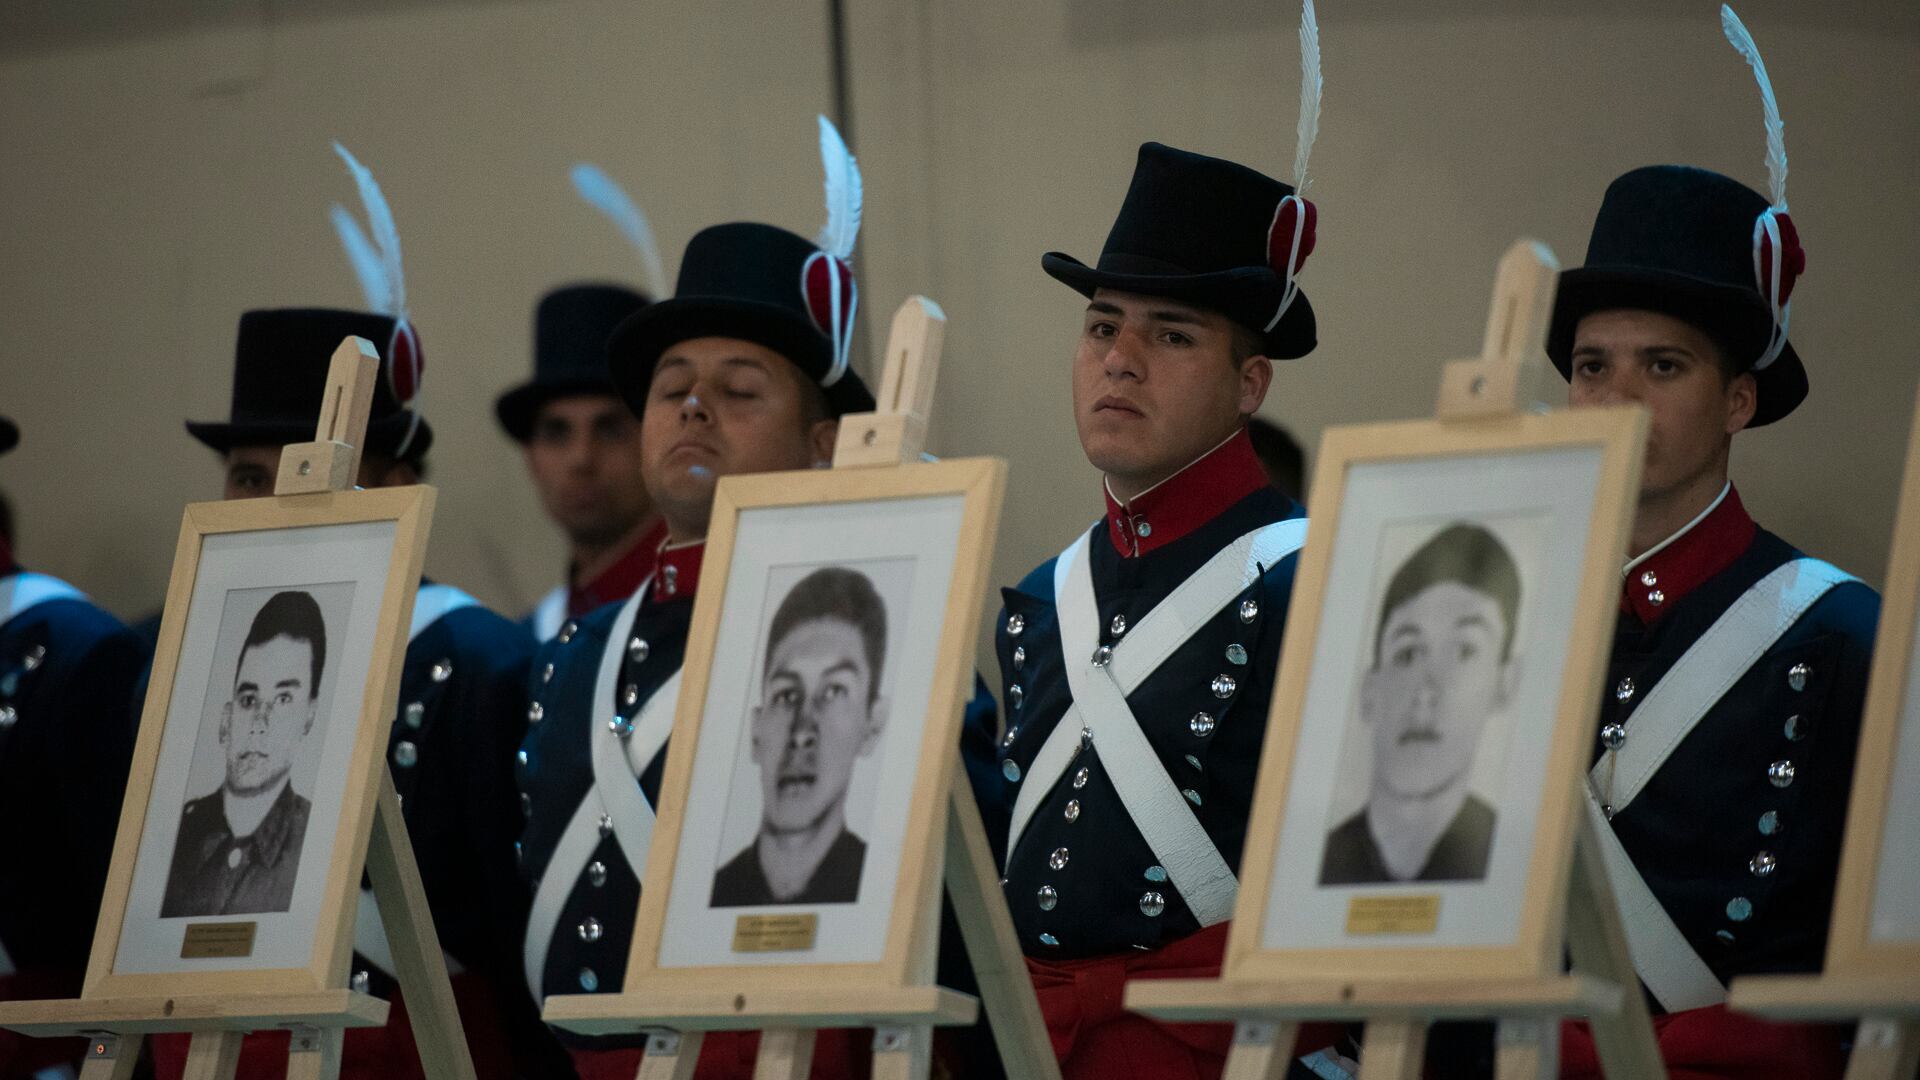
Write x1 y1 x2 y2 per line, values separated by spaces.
711 566 890 907
1319 523 1521 886
162 589 326 917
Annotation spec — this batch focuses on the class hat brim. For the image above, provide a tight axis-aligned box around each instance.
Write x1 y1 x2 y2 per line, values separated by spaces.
185 410 435 460
1041 252 1317 360
0 416 16 457
494 378 621 443
1548 266 1807 428
607 297 875 418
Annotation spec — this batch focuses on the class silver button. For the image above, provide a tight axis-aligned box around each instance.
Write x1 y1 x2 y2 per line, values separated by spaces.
404 702 425 729
1788 663 1810 692
1037 885 1057 911
1136 521 1152 537
1600 723 1627 751
1640 570 1658 587
1144 865 1167 882
1012 646 1026 670
1080 726 1094 749
351 970 370 993
578 917 604 942
1190 712 1215 737
1184 754 1202 771
1090 646 1112 668
578 967 598 991
609 716 634 738
1784 714 1805 742
587 860 608 887
1715 929 1736 945
1038 932 1059 947
393 741 418 768
1225 644 1248 666
527 701 544 724
1073 766 1090 789
1139 891 1166 918
1211 674 1236 698
1768 760 1796 788
1002 759 1022 782
1647 589 1665 607
1063 799 1080 823
598 813 615 839
431 658 452 682
1007 614 1026 637
1183 788 1203 806
1749 851 1778 877
1726 897 1753 922
1239 598 1259 623
21 644 46 671
622 684 640 708
516 749 528 766
1110 614 1128 637
1009 684 1024 709
1048 847 1070 870
541 662 554 684
515 840 523 864
1615 677 1636 702
661 564 679 594
629 638 650 664
559 621 578 644
521 793 533 817
1000 726 1019 750
0 705 17 729
1758 810 1780 836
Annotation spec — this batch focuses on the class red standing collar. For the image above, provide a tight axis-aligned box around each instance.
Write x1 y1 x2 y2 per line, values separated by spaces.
569 518 670 618
651 538 705 605
1103 427 1271 558
1621 484 1757 625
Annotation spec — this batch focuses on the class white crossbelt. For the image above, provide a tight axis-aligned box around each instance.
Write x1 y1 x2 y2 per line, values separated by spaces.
1006 519 1308 928
353 582 484 981
1584 556 1854 1012
530 585 568 643
521 585 680 1004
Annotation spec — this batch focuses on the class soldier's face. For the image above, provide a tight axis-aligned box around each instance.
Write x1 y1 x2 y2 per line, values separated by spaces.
641 338 836 538
750 618 885 835
524 395 653 547
1072 290 1271 498
222 446 418 500
1362 583 1515 800
1567 310 1756 503
220 635 317 795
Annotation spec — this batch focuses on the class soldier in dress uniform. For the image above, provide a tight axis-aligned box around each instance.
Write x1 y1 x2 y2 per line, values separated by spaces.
497 284 666 642
0 415 147 1079
987 140 1343 1080
145 308 565 1080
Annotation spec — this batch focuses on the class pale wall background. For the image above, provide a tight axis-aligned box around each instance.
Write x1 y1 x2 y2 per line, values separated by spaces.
2 0 1916 629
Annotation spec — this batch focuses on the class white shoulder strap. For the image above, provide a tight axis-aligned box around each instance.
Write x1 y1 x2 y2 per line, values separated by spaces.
0 571 87 626
1583 791 1726 1011
1005 518 1308 928
530 585 569 642
408 582 483 643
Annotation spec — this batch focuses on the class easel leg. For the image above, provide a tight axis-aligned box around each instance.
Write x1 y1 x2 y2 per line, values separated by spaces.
1844 1016 1920 1080
1355 1018 1426 1080
77 1033 140 1080
941 766 1063 1080
636 1030 704 1080
180 1030 245 1080
1222 1020 1301 1080
1493 1018 1559 1080
1566 814 1667 1080
284 1025 344 1080
871 1024 932 1080
751 1027 816 1080
363 769 477 1080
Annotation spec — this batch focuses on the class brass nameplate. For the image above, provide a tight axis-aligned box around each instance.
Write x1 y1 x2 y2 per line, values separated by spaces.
1344 895 1441 936
181 921 258 959
731 913 819 953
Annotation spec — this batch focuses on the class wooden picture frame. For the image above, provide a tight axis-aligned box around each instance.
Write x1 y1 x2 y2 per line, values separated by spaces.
1223 406 1645 984
611 457 1004 999
83 485 433 1000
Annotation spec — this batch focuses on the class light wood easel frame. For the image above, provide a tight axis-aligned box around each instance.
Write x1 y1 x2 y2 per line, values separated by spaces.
1125 242 1667 1080
0 338 475 1080
541 298 1060 1080
1729 384 1920 1080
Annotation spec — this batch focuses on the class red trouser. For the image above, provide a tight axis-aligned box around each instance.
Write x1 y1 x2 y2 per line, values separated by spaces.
1559 1005 1849 1080
570 1028 871 1080
1025 922 1346 1080
150 973 518 1080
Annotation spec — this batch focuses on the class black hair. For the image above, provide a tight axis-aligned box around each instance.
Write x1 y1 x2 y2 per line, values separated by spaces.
239 590 327 698
764 566 887 703
1374 523 1521 665
1246 416 1306 501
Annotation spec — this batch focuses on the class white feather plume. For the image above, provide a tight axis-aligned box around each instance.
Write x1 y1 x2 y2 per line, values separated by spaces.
813 114 862 261
1720 4 1787 210
331 142 407 317
570 163 669 300
329 206 390 314
1292 0 1322 194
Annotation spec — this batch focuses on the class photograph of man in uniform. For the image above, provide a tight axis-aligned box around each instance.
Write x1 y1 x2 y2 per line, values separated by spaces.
161 589 326 917
1320 522 1521 886
711 566 889 907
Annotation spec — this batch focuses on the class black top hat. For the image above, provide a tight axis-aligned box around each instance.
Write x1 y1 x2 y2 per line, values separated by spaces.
1042 142 1318 360
607 223 875 418
495 284 652 442
1549 165 1808 427
0 415 16 457
186 308 434 459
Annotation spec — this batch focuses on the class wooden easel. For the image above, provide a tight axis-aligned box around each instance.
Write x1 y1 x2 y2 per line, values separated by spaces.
0 337 475 1080
1728 385 1920 1080
1123 242 1667 1080
540 298 1060 1080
